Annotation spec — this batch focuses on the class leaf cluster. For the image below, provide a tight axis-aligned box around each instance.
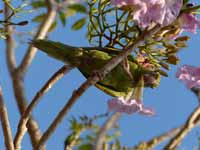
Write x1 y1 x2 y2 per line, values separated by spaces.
64 113 125 150
31 1 88 32
0 1 28 39
88 0 139 48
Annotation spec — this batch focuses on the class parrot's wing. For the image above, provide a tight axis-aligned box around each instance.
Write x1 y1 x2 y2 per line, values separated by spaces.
82 47 138 64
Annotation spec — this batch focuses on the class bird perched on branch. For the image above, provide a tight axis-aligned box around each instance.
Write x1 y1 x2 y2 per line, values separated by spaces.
31 40 160 97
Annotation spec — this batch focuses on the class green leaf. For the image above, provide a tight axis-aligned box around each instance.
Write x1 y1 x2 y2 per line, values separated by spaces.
31 1 45 9
64 9 77 18
72 18 86 30
48 21 57 32
58 11 67 26
68 4 87 14
32 14 45 22
78 143 93 150
183 0 190 5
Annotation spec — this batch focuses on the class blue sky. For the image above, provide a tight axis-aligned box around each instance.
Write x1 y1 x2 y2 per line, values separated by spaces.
0 1 200 149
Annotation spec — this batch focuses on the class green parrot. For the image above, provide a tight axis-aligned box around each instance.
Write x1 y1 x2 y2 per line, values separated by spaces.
31 40 160 97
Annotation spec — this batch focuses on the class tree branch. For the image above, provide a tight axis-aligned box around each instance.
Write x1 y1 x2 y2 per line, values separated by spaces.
0 85 14 150
94 112 121 150
11 73 44 150
133 115 200 150
18 0 57 74
4 1 16 75
34 25 161 150
14 65 73 150
164 106 200 149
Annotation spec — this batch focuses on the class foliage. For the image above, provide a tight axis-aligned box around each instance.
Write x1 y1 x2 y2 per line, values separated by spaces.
0 1 28 39
64 113 124 150
31 1 88 32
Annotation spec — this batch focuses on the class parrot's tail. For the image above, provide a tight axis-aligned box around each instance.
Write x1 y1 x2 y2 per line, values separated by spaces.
31 39 81 64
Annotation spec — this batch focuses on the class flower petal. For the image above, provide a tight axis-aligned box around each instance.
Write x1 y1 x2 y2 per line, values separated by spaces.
111 0 183 28
176 65 200 89
108 97 155 115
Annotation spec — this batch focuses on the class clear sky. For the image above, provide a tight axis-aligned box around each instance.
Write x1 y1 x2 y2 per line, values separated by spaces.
0 1 200 150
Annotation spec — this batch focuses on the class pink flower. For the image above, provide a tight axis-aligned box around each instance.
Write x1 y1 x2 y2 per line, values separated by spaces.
108 97 155 115
110 0 182 28
176 65 200 88
178 12 200 34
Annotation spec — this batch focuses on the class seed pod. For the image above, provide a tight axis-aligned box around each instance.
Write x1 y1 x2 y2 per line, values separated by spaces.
175 42 187 48
158 69 168 77
17 21 28 26
175 36 190 42
166 55 179 65
159 62 170 70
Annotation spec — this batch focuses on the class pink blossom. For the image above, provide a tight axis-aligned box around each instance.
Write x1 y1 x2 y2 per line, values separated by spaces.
110 0 182 28
176 65 200 88
108 97 155 115
178 12 200 33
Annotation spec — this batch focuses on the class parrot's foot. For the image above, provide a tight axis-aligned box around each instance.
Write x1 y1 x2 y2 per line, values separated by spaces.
121 57 134 80
92 70 105 81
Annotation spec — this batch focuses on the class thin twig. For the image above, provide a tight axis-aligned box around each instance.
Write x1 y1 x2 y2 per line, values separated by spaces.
94 112 121 150
18 0 57 74
4 1 16 75
142 116 200 150
164 106 200 149
14 65 73 150
0 85 14 150
134 127 182 150
34 25 161 150
132 83 200 149
11 73 44 150
34 74 100 150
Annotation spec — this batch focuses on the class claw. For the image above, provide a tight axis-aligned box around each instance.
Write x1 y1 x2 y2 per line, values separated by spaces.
92 70 105 81
120 57 134 80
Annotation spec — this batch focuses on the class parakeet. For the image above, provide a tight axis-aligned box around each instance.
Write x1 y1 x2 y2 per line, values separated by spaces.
31 40 160 97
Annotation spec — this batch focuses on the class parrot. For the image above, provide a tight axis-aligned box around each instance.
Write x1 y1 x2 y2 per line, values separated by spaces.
31 40 160 97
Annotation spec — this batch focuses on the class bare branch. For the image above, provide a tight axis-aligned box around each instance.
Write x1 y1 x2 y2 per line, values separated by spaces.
164 106 200 149
34 25 161 150
134 127 182 150
0 85 14 150
4 1 16 75
14 65 73 150
94 112 121 150
18 0 57 74
34 74 99 150
11 73 44 150
134 115 200 150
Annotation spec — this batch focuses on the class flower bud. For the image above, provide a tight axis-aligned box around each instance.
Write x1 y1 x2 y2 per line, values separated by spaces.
175 36 190 41
166 55 179 65
17 21 28 26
